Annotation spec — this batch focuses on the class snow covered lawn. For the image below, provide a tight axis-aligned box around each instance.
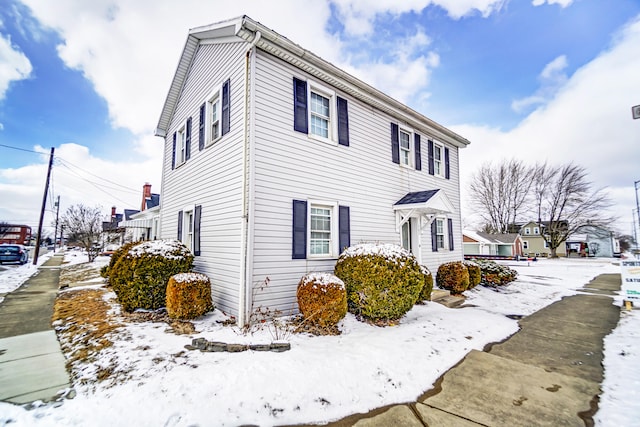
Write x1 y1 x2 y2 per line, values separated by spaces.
0 255 637 426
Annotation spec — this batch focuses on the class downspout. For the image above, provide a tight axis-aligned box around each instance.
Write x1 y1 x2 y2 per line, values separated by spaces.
239 30 261 327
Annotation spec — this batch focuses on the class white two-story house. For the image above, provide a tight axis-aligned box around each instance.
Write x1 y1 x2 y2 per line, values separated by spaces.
155 16 470 325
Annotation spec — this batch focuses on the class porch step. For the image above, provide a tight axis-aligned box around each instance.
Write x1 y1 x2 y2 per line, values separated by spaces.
430 288 466 308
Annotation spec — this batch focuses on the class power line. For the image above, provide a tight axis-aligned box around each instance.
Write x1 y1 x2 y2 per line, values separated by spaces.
56 162 137 207
55 156 140 195
0 143 44 155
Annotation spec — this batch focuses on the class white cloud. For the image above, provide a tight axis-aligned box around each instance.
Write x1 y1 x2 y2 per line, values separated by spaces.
532 0 574 8
0 32 32 100
330 0 507 36
512 55 568 113
457 16 640 233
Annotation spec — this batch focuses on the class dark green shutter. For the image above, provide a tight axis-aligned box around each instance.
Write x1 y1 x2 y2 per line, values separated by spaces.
445 147 450 179
177 210 183 240
448 218 454 250
415 133 422 171
194 205 201 256
428 140 434 175
293 78 308 133
292 200 307 259
391 123 399 164
199 103 205 151
339 205 350 253
431 220 437 252
337 96 349 146
185 117 192 160
171 132 176 170
222 79 230 136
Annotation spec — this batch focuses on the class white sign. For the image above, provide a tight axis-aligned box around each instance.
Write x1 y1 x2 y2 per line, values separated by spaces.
621 260 640 299
633 105 640 120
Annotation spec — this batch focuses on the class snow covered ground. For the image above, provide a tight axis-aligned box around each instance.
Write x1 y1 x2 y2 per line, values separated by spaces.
0 254 637 426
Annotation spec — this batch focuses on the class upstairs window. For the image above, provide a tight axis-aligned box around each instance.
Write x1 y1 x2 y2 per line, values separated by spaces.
172 117 191 168
524 227 531 235
208 91 221 144
428 140 450 179
533 226 540 235
177 125 186 165
399 130 411 166
433 143 443 176
293 77 349 146
310 92 330 138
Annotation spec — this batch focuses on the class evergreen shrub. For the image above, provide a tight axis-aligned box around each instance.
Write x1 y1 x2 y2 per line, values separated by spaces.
101 242 137 279
473 259 518 287
296 273 347 327
334 243 427 323
110 240 194 312
166 272 214 319
463 260 481 288
436 261 470 295
418 265 434 302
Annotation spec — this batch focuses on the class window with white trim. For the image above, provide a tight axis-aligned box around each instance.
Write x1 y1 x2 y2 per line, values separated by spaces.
401 220 411 251
308 202 338 258
436 218 445 250
543 240 549 248
533 226 540 235
309 82 335 142
206 88 221 145
433 142 443 176
524 227 531 235
523 240 529 250
176 123 187 166
399 129 411 166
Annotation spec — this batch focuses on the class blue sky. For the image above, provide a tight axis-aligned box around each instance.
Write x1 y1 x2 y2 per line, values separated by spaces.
1 0 639 237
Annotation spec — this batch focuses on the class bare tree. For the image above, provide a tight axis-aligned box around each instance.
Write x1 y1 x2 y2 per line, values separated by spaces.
532 163 615 258
61 204 104 262
469 159 534 233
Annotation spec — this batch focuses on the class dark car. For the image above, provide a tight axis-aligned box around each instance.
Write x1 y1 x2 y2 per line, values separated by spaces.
0 244 29 265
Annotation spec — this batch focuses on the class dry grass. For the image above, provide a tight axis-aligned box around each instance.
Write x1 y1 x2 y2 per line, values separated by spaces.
52 288 123 383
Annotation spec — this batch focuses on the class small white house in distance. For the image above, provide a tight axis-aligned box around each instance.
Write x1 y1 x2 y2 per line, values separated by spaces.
155 16 470 324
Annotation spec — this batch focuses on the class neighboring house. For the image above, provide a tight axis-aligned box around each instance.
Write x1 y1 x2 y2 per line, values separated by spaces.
155 16 470 324
566 225 620 258
463 230 523 257
519 221 567 257
119 183 161 242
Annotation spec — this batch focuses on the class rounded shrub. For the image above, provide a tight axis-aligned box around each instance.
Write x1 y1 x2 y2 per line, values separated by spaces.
101 242 137 279
296 273 347 327
166 272 214 320
473 259 518 287
110 240 194 312
436 261 470 295
334 243 427 323
463 260 481 288
418 265 434 302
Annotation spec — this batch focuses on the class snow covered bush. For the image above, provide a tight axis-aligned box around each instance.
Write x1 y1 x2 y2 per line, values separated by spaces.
296 273 347 327
436 261 470 295
110 240 194 312
166 272 214 319
473 259 518 287
418 265 434 302
101 242 136 279
463 260 481 288
334 243 427 323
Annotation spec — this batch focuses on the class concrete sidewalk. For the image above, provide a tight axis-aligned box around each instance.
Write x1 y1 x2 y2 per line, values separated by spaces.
316 273 622 426
0 253 71 404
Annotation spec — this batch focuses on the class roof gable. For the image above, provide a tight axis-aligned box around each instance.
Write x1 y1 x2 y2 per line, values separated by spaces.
155 16 470 148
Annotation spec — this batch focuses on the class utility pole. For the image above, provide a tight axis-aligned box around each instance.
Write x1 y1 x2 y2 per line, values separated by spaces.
53 195 60 251
33 147 54 265
635 180 640 248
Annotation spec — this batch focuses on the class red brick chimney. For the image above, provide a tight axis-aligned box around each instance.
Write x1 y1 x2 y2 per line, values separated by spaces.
141 183 152 211
111 206 116 221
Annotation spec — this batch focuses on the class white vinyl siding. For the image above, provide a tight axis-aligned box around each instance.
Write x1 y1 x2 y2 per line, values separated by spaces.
250 51 463 314
160 42 246 316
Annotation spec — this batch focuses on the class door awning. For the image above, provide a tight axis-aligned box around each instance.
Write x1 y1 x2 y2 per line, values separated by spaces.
393 190 455 231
